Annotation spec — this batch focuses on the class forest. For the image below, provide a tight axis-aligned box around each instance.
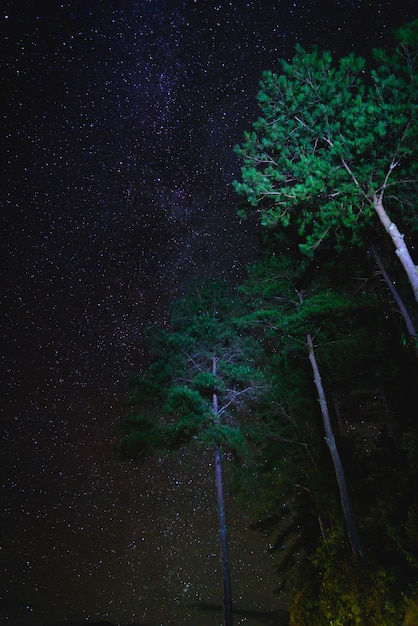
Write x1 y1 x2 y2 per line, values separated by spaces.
119 21 418 626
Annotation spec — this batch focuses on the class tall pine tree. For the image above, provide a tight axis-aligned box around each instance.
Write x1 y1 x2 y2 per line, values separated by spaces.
119 281 267 626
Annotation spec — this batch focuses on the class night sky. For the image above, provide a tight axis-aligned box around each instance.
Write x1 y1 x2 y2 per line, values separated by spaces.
2 1 417 625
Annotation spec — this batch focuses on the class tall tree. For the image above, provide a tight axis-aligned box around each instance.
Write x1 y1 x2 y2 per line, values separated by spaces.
119 281 266 626
236 256 372 558
233 23 418 302
306 331 362 558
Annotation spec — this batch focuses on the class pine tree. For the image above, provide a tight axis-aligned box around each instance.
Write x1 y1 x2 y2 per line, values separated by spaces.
234 23 418 302
119 281 267 626
236 256 376 558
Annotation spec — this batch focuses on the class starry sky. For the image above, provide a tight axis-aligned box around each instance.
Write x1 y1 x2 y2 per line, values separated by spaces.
1 1 417 625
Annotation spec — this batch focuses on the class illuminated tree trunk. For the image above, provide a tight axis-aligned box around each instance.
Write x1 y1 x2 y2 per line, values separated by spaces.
307 334 362 559
373 195 418 304
212 354 233 626
214 445 233 626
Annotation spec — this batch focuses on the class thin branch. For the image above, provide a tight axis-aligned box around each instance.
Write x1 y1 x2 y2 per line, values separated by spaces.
184 352 205 373
376 158 398 202
218 386 263 416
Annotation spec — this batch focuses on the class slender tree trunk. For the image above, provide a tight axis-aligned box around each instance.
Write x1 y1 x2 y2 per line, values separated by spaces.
214 445 233 626
373 195 418 304
306 334 362 559
212 354 233 626
371 245 417 354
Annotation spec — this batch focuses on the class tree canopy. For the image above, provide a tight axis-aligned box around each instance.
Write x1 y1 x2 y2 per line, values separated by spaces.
233 24 418 300
119 281 266 460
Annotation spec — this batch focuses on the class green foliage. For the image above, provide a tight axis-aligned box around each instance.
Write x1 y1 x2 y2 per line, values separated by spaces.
234 249 418 618
230 25 418 620
288 523 418 626
289 534 401 626
118 280 268 460
113 24 418 625
394 19 418 47
201 423 248 455
192 371 225 396
234 37 418 254
237 254 377 364
164 384 207 416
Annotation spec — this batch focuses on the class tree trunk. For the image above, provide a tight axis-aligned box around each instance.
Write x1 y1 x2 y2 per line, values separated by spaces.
306 334 363 559
214 445 233 626
371 245 417 354
213 354 233 626
373 195 418 304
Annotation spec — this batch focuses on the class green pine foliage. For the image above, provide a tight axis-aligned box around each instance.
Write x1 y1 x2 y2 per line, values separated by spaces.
233 34 418 255
118 280 268 460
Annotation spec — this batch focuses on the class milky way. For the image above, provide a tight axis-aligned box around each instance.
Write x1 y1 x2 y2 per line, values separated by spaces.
1 1 417 624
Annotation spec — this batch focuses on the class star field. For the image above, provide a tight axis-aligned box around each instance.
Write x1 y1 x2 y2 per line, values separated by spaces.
1 1 417 624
